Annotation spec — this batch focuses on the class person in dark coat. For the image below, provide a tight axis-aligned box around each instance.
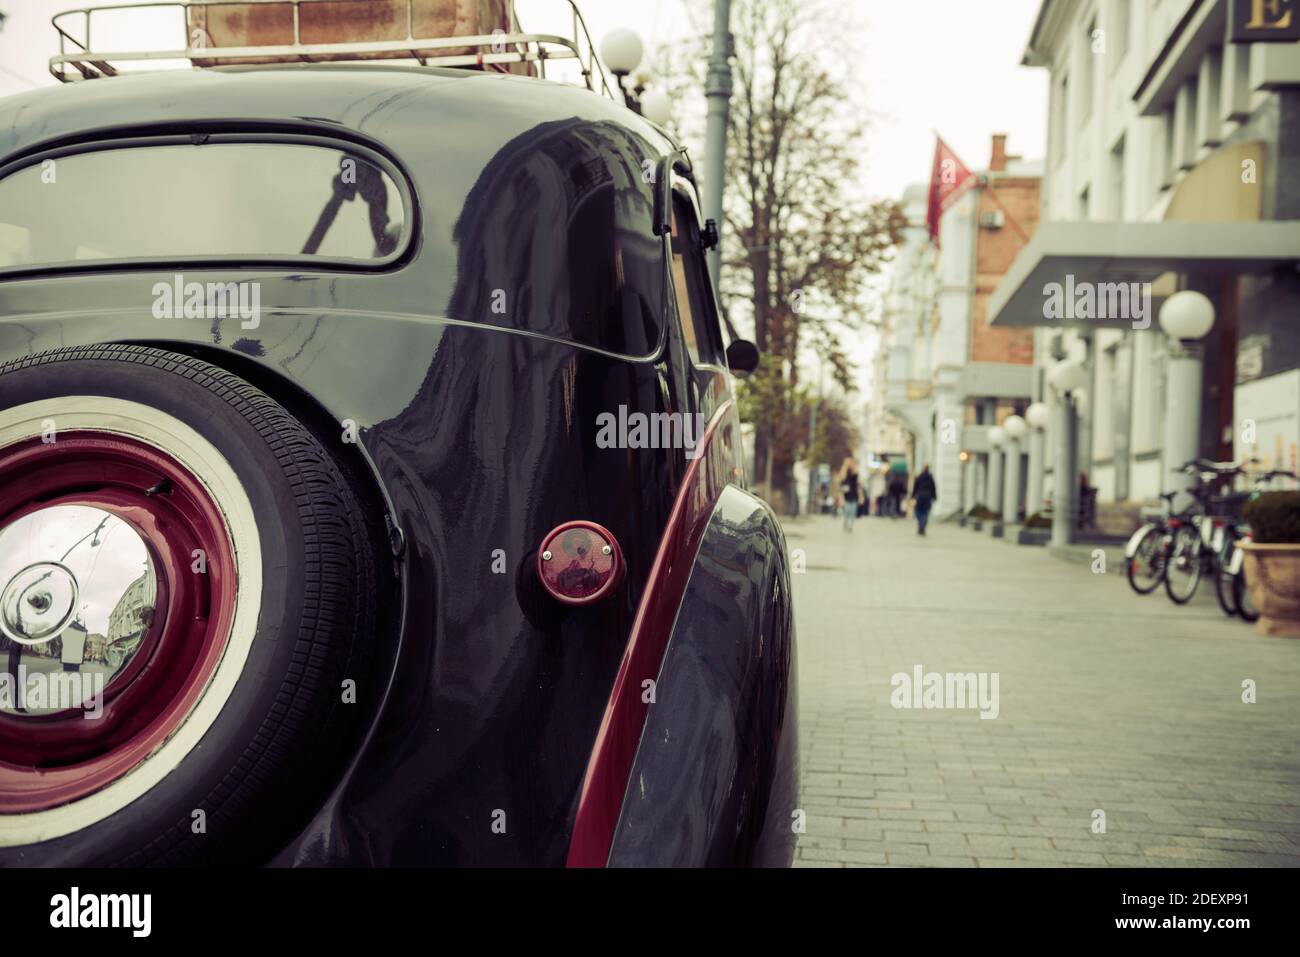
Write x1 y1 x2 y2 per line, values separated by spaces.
886 472 907 518
911 464 938 536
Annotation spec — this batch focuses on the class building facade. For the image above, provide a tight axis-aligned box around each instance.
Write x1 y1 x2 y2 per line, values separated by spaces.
991 0 1300 524
875 136 1043 519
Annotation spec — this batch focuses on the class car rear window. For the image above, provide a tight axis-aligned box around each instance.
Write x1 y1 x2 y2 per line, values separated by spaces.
0 140 407 271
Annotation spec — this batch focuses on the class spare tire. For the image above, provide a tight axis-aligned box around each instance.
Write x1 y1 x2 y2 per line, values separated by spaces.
0 345 378 865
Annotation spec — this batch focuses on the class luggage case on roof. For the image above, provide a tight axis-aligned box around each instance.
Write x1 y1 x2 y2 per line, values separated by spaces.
188 0 524 70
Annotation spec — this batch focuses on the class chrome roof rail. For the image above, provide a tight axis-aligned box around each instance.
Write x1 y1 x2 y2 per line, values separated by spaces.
49 0 617 101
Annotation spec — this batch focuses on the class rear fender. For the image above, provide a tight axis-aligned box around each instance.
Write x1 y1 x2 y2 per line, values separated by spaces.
606 484 798 867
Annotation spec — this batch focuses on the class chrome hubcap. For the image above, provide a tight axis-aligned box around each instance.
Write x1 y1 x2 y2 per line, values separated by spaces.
0 561 79 646
0 505 158 715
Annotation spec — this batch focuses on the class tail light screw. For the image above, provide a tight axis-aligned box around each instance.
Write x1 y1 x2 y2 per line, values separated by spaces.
542 550 553 561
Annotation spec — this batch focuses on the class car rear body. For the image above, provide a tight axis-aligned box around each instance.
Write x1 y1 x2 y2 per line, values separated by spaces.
0 64 797 866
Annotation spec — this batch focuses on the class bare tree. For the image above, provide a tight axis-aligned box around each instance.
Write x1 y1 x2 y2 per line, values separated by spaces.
658 0 902 512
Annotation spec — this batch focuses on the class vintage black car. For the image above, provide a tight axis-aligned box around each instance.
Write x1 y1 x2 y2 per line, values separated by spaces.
0 3 797 867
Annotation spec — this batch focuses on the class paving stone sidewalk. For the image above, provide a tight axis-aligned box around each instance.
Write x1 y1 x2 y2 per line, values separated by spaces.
786 513 1300 868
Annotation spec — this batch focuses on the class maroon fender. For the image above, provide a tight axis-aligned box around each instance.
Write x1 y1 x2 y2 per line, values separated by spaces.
566 402 796 867
607 483 798 867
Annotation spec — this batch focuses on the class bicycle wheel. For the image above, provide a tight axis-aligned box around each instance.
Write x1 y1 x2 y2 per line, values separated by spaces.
1164 525 1203 604
1235 566 1260 622
1126 525 1166 594
1214 527 1242 617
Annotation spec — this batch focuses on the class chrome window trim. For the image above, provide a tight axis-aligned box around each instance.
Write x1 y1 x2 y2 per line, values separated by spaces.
0 131 417 279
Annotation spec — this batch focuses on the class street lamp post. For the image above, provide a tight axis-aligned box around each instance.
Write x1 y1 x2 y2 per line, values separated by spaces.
1159 290 1216 510
1047 359 1088 548
600 31 673 129
600 29 645 113
703 0 733 285
987 425 1006 522
1024 401 1051 517
1002 414 1028 527
959 450 970 515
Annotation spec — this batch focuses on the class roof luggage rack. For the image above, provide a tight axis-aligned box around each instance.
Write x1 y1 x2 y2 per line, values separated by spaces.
50 0 617 100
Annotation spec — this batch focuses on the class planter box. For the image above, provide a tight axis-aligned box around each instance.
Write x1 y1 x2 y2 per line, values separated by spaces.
1017 528 1050 546
1073 531 1129 547
971 520 983 532
1240 542 1300 638
957 515 967 528
990 522 1004 539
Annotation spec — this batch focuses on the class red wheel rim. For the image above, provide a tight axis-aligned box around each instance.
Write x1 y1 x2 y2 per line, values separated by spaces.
0 432 238 813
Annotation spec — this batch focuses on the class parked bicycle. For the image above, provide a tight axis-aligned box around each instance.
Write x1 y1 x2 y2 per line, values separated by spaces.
1125 459 1237 598
1163 464 1247 606
1125 491 1178 595
1218 467 1297 620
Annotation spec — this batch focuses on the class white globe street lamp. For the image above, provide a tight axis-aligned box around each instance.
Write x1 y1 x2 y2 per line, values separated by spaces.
1159 289 1215 341
600 28 644 75
600 30 661 117
988 425 1006 447
1002 415 1027 440
639 88 672 127
1025 402 1050 430
1047 359 1088 395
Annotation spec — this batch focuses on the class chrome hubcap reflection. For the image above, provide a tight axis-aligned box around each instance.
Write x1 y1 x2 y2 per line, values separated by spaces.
0 506 158 715
0 562 79 646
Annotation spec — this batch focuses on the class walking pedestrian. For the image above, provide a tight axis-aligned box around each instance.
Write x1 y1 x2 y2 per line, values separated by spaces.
867 466 887 517
911 464 937 536
837 457 861 531
887 471 907 518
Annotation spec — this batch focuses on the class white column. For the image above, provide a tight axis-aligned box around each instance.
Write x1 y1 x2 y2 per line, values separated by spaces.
1157 290 1215 510
1163 340 1205 511
1027 426 1045 516
987 446 1004 518
1004 439 1022 525
1050 398 1076 548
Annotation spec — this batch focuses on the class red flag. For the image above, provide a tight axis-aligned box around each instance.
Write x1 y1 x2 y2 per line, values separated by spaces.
925 136 977 247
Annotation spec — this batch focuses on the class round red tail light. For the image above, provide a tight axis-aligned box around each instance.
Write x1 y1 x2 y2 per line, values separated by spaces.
537 521 624 606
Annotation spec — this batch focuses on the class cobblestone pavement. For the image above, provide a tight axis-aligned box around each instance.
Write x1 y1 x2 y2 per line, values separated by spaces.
785 513 1300 868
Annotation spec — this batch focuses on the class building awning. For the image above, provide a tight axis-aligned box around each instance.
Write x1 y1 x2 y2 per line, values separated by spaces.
988 221 1300 329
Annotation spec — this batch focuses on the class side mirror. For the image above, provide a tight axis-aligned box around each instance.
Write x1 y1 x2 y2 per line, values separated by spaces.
725 339 760 376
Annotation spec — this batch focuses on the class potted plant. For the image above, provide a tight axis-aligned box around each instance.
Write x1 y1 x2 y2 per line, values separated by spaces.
1016 511 1052 546
966 504 998 532
1240 491 1300 637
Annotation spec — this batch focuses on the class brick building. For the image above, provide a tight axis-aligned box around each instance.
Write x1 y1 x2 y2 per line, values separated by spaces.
972 136 1040 366
877 134 1043 519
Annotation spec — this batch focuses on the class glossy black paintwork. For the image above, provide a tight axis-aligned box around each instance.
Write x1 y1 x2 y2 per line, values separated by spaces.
607 486 798 867
0 65 794 866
